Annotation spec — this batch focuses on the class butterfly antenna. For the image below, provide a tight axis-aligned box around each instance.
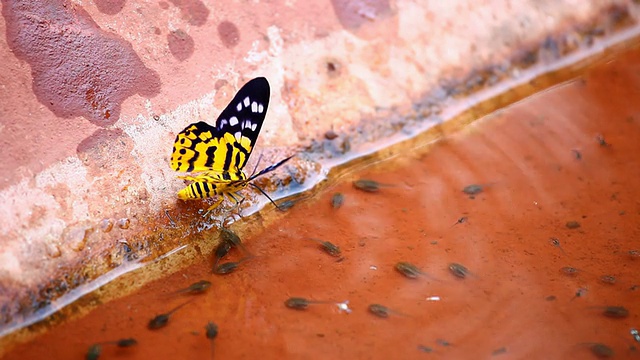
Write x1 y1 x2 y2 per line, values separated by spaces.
249 183 282 210
248 155 294 182
249 153 264 178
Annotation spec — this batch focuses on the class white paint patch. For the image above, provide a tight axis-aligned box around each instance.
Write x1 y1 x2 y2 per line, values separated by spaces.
219 119 228 128
251 123 257 131
267 25 284 57
251 101 258 113
35 157 88 191
244 120 252 129
123 115 179 205
229 116 239 126
234 131 242 141
236 102 242 111
0 251 22 281
243 97 250 107
0 157 88 260
243 25 283 64
258 104 264 113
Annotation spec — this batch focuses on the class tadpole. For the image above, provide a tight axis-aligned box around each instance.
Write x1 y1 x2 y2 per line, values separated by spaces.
307 238 342 257
284 297 351 313
220 228 251 255
448 263 471 279
331 193 345 208
395 262 425 279
367 304 408 318
214 256 254 275
353 179 394 192
588 306 629 319
148 299 194 330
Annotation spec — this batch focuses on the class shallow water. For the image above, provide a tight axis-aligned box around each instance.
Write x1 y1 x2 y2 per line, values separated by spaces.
4 39 640 360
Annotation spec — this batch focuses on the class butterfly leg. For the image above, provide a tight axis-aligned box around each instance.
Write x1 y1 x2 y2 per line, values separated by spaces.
202 196 225 218
225 192 247 218
226 192 243 204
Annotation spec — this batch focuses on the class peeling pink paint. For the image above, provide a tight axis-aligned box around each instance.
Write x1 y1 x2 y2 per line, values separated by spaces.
217 21 240 48
168 0 209 27
93 0 126 15
167 29 194 62
2 0 161 126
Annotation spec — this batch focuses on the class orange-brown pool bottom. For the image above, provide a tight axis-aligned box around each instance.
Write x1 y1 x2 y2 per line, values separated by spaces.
4 48 640 360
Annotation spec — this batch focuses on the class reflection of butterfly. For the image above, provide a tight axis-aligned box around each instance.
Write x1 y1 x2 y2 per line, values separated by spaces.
170 77 292 212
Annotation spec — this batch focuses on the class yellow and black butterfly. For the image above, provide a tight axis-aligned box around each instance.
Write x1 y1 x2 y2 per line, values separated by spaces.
170 77 292 212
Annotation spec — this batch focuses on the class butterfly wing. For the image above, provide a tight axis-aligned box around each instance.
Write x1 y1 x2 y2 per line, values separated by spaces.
170 77 270 174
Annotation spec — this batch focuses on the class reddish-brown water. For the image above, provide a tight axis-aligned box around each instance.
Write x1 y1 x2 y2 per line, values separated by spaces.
4 45 640 360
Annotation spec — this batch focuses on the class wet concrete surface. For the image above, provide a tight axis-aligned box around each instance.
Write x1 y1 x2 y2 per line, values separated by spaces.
4 37 640 360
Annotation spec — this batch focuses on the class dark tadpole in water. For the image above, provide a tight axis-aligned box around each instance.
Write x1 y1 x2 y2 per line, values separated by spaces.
277 199 296 212
579 343 614 358
367 304 408 318
599 275 616 285
368 304 391 318
103 338 138 348
220 227 251 255
570 287 588 301
306 238 341 257
213 240 232 266
205 322 218 359
214 256 254 275
395 262 425 279
331 193 345 208
205 322 219 339
214 262 239 275
560 266 581 276
283 297 351 313
148 299 194 330
595 134 611 147
87 338 138 359
572 149 582 160
86 344 101 360
353 179 394 192
548 237 567 256
284 297 320 310
114 338 138 347
437 339 452 347
448 263 470 279
491 347 507 356
565 221 581 229
589 306 629 319
173 280 212 295
450 216 468 227
462 184 484 195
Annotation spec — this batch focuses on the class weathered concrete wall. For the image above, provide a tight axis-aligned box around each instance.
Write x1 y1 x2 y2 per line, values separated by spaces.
0 0 637 336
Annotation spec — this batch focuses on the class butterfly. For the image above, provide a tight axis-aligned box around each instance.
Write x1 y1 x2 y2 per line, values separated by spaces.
170 77 292 213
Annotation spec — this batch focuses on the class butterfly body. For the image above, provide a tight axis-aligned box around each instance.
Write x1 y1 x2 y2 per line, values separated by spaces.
170 77 291 212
